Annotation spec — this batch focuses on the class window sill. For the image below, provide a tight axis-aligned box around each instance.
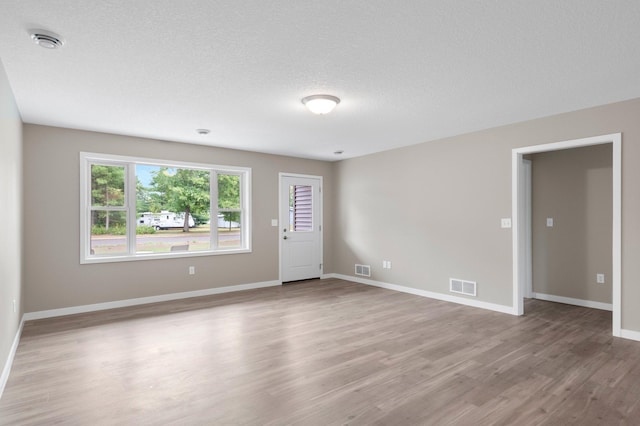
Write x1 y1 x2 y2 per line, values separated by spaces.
80 248 252 264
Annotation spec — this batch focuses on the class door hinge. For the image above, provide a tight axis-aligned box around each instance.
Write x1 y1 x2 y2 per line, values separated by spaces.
319 263 323 270
319 225 322 231
319 186 322 193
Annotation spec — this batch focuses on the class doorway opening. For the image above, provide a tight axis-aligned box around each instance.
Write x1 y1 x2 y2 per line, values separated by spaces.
511 134 621 337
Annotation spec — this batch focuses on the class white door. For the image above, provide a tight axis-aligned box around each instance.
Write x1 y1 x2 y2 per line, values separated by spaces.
280 174 322 282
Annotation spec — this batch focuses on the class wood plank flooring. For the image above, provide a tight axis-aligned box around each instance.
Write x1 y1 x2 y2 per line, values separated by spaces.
1 278 640 425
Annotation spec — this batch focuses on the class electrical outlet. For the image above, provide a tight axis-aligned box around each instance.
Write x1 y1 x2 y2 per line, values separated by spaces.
596 273 605 284
189 266 195 275
387 261 392 269
546 217 554 227
501 218 511 228
271 219 278 226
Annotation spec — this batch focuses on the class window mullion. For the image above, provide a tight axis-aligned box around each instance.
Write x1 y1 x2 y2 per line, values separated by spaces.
127 162 137 255
212 171 219 250
240 172 246 249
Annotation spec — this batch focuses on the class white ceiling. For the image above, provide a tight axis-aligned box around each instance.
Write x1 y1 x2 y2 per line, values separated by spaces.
1 1 640 161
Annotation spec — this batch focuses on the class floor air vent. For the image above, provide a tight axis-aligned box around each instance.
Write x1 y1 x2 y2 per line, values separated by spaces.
355 264 371 277
450 278 477 296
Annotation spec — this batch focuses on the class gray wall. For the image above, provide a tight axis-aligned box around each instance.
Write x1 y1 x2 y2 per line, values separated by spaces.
23 125 334 312
16 95 640 336
0 60 23 379
531 145 612 304
333 97 640 332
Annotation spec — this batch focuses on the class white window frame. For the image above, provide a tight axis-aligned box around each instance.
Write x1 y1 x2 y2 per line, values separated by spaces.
80 152 251 264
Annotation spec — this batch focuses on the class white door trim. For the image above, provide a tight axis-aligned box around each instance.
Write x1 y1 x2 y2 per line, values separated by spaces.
511 133 621 337
522 159 533 299
278 172 323 283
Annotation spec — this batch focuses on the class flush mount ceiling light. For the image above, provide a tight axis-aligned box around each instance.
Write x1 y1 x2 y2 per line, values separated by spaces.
301 94 340 115
30 29 64 49
196 128 210 135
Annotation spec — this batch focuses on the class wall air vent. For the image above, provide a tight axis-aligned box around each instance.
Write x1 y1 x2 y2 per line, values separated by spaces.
450 278 477 296
355 264 371 277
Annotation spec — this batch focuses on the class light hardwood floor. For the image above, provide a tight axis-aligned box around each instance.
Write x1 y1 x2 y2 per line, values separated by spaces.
1 278 639 425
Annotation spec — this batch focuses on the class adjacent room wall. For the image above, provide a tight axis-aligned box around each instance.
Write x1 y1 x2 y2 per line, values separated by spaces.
333 97 640 332
530 145 612 304
0 60 23 388
23 125 333 312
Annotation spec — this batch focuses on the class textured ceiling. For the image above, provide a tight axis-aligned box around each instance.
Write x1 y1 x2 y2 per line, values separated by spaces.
1 1 639 161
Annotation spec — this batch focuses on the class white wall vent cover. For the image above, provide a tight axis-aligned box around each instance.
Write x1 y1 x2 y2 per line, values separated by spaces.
450 278 477 297
355 264 371 277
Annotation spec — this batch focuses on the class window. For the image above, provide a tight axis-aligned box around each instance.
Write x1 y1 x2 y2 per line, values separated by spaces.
80 152 251 263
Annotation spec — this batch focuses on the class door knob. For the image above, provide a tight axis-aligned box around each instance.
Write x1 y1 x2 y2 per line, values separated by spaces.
283 235 288 240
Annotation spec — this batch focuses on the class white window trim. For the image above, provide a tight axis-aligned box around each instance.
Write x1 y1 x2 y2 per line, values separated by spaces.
80 152 252 264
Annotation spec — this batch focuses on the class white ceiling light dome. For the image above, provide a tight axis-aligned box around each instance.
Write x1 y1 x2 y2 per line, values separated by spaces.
301 94 340 115
30 29 64 49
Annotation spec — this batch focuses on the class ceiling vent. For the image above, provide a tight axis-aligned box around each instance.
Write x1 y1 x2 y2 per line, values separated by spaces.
30 30 64 49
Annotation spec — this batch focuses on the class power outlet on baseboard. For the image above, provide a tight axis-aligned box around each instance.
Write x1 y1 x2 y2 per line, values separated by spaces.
189 266 196 275
596 273 605 284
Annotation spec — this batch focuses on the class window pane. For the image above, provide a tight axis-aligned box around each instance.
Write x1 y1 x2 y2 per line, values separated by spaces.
218 174 240 209
91 210 127 255
289 185 312 232
218 212 241 248
135 165 211 253
136 212 211 253
91 164 125 207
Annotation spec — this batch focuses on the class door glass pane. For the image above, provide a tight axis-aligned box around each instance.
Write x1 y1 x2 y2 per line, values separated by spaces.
91 210 127 255
217 212 241 248
91 164 125 206
289 185 312 232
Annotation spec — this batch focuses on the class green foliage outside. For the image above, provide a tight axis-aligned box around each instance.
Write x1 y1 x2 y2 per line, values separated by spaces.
191 212 210 226
136 225 157 234
91 165 125 231
150 168 211 232
92 225 126 235
91 165 125 206
92 225 156 235
218 174 240 230
91 164 241 235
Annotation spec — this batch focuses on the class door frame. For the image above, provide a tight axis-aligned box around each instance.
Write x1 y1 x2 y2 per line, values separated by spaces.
278 172 323 283
511 133 621 337
522 159 533 299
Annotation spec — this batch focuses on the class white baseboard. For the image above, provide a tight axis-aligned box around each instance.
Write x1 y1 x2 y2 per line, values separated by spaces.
23 280 282 321
0 317 24 400
620 328 640 342
531 292 612 311
329 273 516 315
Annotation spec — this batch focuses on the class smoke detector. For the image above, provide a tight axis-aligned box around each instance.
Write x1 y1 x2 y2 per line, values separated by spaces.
30 29 64 49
